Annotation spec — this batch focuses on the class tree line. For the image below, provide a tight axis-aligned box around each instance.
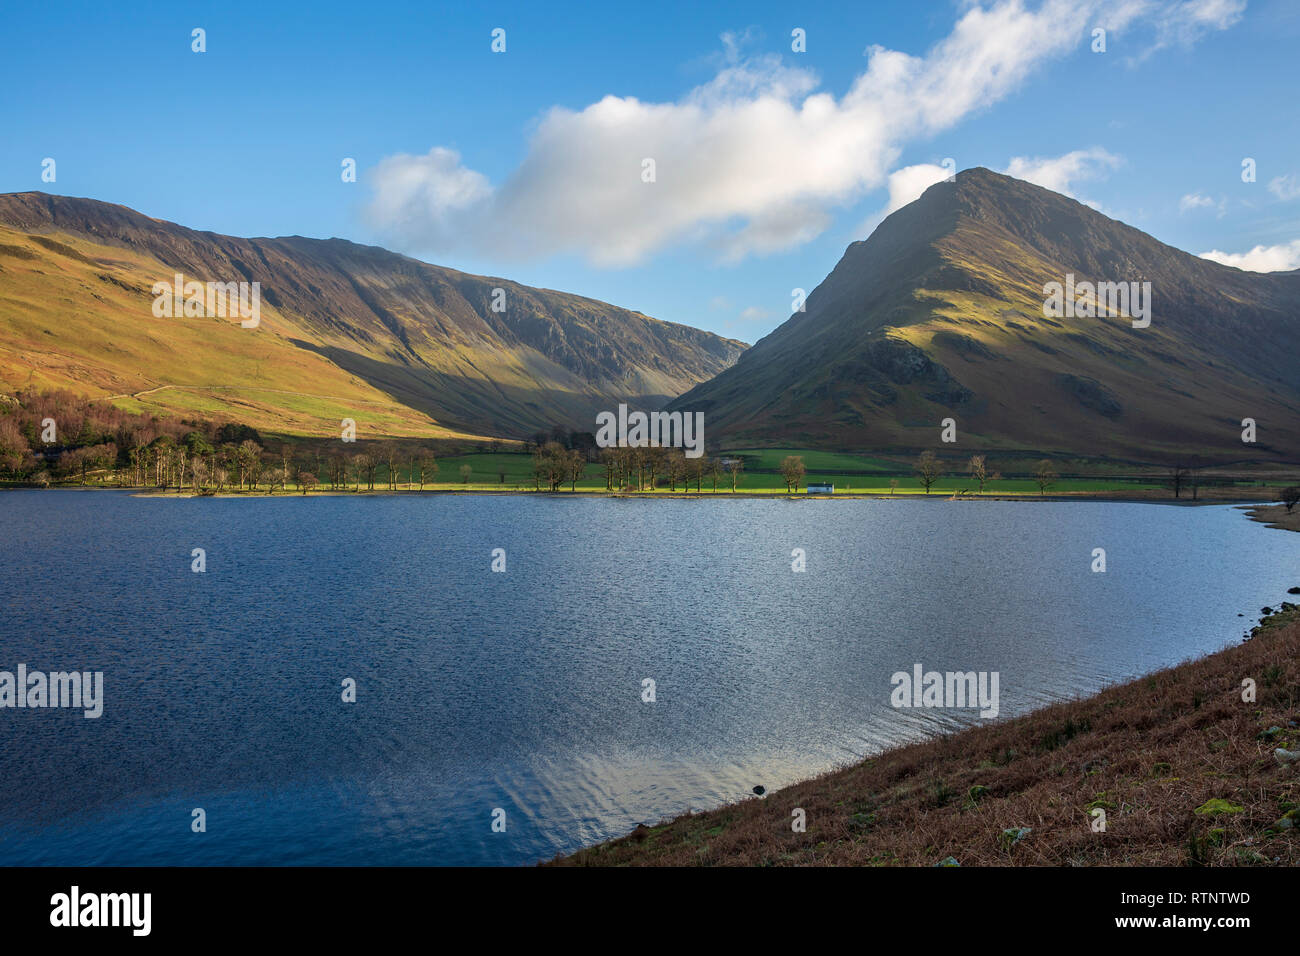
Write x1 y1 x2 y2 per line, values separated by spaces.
915 451 1055 494
5 390 1291 501
0 389 456 493
530 443 747 492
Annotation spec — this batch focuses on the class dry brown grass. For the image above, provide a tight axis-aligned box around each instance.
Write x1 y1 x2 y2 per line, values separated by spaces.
553 606 1300 867
1244 503 1300 533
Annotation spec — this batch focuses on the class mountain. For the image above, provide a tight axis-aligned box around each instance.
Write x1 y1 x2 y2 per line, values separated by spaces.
0 192 745 440
669 167 1300 464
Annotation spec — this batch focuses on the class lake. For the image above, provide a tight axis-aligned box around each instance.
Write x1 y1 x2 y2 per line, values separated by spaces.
0 490 1294 865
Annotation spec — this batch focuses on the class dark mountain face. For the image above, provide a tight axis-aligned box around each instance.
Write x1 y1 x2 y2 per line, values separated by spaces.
669 167 1300 463
0 192 745 438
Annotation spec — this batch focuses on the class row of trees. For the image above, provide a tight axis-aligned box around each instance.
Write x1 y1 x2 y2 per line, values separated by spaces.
530 443 747 492
914 451 1055 494
163 441 458 494
525 426 598 457
767 451 1053 495
4 389 1291 499
0 389 465 493
0 388 217 483
38 434 454 495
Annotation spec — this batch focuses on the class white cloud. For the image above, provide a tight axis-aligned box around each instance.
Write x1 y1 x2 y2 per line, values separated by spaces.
365 1 1243 267
1002 147 1123 199
856 146 1120 239
1149 0 1246 52
1200 239 1300 272
1179 191 1226 215
738 306 773 322
883 164 954 216
1268 174 1300 201
855 163 951 238
364 148 491 248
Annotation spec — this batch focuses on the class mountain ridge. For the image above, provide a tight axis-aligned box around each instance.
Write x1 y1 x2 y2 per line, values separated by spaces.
669 167 1300 463
0 191 745 439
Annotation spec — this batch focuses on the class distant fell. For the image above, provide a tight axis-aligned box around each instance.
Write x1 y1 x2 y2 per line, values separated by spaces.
669 167 1300 464
0 192 745 439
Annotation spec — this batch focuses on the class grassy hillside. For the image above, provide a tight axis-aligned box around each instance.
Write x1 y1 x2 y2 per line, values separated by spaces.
0 225 484 440
0 192 745 441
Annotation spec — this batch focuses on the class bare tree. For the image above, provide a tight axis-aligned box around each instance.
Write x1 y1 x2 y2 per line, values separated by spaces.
600 447 619 491
533 442 567 491
728 456 744 492
417 450 438 489
666 449 687 491
915 451 941 494
642 447 665 491
779 455 806 492
1034 459 1058 496
1282 486 1300 513
968 454 987 494
238 439 262 491
626 448 644 490
379 442 400 490
568 448 585 491
352 452 374 491
1167 463 1189 498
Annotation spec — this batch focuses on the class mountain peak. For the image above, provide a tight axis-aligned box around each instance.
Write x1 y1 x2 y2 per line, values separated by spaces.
669 168 1300 462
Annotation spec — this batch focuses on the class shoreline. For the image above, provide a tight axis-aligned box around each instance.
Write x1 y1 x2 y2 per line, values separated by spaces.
552 599 1300 867
1242 503 1300 533
2 484 1287 508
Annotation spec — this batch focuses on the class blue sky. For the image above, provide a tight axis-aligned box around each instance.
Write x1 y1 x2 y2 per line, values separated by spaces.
2 0 1297 343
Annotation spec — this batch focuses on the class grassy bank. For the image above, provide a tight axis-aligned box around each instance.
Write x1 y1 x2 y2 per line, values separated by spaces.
433 451 1271 497
1245 503 1300 533
553 600 1300 867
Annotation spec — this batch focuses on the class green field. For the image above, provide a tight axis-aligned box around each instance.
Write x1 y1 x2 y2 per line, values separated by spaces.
32 447 1187 496
426 451 1167 495
724 448 899 474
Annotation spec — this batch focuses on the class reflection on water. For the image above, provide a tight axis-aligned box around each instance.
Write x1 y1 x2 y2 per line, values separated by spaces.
0 491 1294 864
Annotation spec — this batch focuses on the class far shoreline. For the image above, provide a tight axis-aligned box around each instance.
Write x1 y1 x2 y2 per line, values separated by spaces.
3 483 1296 515
129 490 1300 518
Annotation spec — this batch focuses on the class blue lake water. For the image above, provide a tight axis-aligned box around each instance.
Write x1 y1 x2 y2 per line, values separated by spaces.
0 490 1295 865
